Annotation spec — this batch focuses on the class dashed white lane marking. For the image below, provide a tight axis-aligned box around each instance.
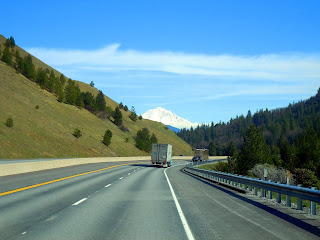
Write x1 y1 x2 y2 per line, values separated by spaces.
119 177 123 180
128 173 131 175
22 231 27 235
72 198 87 206
164 168 195 240
105 184 112 188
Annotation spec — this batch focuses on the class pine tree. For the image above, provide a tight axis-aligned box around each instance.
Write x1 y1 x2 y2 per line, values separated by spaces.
15 50 24 72
81 92 97 112
236 125 271 174
5 36 15 48
208 141 216 156
65 79 81 105
23 54 35 79
47 70 56 92
1 46 13 66
36 68 48 88
129 106 137 121
113 106 123 126
135 128 151 152
150 133 158 144
96 91 106 111
59 74 66 85
295 127 320 177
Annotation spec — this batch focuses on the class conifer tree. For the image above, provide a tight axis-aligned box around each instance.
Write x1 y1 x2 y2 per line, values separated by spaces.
95 91 106 111
113 106 123 126
5 36 15 48
15 50 24 72
150 133 158 144
135 128 152 152
1 46 13 66
236 125 271 174
23 54 35 79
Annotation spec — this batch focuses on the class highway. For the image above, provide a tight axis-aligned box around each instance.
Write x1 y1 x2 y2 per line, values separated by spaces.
0 160 320 239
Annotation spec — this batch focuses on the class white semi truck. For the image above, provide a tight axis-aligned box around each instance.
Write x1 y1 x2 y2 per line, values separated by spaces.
151 143 172 168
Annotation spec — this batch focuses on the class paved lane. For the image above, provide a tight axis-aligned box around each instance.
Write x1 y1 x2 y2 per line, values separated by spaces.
166 165 320 240
1 160 319 239
0 162 188 240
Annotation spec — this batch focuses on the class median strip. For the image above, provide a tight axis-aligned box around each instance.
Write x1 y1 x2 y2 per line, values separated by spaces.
0 163 130 197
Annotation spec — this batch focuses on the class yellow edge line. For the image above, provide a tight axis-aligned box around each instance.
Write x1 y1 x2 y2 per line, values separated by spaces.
0 163 130 197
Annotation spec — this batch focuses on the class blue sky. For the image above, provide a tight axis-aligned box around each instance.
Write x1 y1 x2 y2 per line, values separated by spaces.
2 0 320 124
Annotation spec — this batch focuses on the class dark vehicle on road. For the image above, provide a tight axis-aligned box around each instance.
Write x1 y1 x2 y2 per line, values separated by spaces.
192 156 201 162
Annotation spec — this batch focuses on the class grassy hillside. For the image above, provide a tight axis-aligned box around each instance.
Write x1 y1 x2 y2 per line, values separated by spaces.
0 35 192 159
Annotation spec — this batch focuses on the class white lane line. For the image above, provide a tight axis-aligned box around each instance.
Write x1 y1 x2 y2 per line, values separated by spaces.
72 198 87 206
164 168 195 240
128 173 131 175
22 231 27 235
119 177 123 180
105 184 112 188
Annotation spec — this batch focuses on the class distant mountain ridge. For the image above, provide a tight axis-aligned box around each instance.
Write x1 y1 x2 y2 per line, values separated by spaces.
142 107 199 129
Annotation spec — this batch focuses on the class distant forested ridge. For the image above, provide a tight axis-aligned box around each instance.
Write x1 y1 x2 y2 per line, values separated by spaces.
177 89 320 182
178 89 320 152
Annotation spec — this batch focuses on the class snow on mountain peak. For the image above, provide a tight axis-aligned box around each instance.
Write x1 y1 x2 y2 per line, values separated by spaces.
142 107 199 129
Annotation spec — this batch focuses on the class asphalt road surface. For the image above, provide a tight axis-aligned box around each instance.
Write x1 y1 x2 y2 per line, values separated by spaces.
0 160 319 239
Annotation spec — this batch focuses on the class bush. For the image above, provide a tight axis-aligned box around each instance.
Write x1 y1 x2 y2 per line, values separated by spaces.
199 161 229 172
214 161 230 172
249 164 295 184
97 110 111 120
102 130 112 146
293 168 320 189
35 105 39 109
5 117 13 128
73 128 82 138
119 125 129 132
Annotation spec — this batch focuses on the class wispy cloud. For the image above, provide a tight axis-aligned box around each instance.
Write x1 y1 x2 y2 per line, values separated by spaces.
27 44 320 123
27 44 320 81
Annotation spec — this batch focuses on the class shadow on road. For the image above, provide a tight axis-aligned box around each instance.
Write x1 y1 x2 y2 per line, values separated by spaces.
182 169 320 238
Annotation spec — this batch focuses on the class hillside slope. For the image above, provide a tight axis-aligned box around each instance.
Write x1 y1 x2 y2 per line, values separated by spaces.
0 35 192 159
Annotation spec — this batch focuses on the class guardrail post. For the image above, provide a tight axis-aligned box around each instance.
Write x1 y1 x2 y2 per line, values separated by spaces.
286 193 291 207
268 180 272 199
254 187 258 196
310 187 317 215
276 182 281 203
243 184 247 191
261 188 266 198
297 185 303 211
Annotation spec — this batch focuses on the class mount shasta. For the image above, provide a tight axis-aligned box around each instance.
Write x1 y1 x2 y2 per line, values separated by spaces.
142 107 199 130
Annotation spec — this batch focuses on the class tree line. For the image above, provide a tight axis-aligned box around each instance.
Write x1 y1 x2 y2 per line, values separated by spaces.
178 88 320 185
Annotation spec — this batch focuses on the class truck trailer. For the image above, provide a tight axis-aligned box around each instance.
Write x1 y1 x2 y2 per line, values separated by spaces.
151 143 172 168
193 148 209 161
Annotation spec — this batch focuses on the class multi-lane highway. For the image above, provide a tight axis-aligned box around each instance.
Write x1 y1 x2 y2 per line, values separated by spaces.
1 160 319 239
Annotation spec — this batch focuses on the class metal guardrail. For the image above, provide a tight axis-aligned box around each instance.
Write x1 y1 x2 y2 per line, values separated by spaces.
184 164 320 215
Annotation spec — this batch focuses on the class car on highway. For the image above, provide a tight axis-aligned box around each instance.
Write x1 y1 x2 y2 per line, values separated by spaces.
192 156 202 162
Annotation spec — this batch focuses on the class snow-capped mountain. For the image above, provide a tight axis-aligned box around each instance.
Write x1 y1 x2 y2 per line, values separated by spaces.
142 107 199 129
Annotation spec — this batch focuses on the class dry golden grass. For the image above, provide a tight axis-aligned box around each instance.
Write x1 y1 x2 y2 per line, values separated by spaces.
0 35 192 159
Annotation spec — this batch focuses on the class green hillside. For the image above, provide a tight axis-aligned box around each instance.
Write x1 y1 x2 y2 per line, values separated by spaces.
0 35 192 159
